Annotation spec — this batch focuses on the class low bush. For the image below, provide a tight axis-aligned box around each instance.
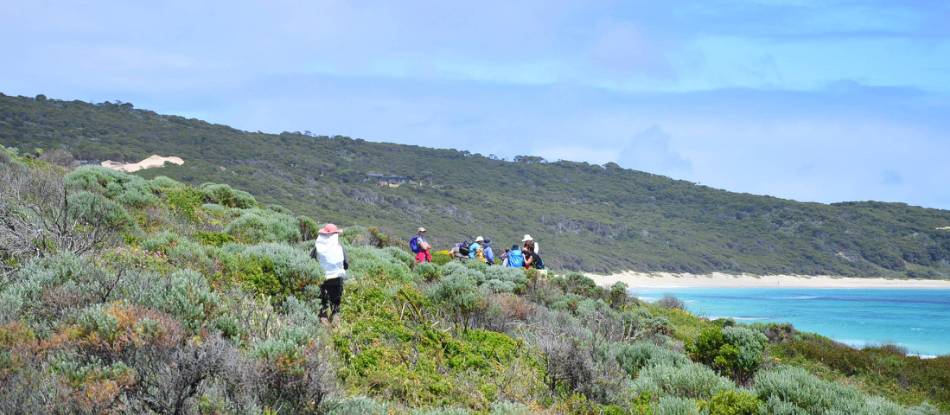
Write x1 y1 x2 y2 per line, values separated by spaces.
322 396 391 415
222 243 323 304
614 341 690 379
754 366 906 415
199 183 257 208
346 246 412 282
688 325 767 384
480 267 528 294
0 253 119 332
656 295 685 310
298 215 320 241
130 269 221 334
698 389 762 415
65 166 159 207
432 250 453 265
415 262 441 282
629 360 736 400
66 190 135 233
553 273 601 298
656 396 701 415
429 271 486 330
225 208 301 243
161 186 204 219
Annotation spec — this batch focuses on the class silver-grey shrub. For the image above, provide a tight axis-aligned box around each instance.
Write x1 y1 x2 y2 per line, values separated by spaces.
629 360 736 400
65 165 159 207
322 396 391 415
656 396 702 415
613 341 691 378
133 269 221 334
0 253 119 332
199 183 257 208
754 366 906 415
225 208 301 243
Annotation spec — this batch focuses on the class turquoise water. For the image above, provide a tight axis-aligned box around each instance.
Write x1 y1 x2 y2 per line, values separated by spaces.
632 288 950 357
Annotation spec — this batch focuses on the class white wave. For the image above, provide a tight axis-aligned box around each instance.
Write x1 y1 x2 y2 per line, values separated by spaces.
767 295 819 300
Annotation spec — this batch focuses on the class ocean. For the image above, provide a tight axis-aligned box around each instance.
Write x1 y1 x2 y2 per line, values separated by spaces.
631 287 950 357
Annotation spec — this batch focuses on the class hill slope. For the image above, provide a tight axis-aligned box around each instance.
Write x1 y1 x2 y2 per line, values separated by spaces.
1 148 946 414
2 93 949 276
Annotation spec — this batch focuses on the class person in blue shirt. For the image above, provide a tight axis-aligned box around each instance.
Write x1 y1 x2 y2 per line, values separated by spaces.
468 236 485 262
506 245 525 268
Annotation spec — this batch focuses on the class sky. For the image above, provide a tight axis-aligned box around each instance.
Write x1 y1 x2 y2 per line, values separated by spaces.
2 0 949 209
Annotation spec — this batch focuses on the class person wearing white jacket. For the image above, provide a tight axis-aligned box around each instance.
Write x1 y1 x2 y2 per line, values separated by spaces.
312 223 348 322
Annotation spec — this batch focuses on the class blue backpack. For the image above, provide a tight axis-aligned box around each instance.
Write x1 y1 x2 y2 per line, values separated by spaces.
507 249 525 268
409 236 421 253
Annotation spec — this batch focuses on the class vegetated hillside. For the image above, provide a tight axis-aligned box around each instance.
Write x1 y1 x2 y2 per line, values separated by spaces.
1 147 947 414
2 93 949 277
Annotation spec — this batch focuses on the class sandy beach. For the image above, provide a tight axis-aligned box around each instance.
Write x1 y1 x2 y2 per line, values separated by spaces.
588 271 950 289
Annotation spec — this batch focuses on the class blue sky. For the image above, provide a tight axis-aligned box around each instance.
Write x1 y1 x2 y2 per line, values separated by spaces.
2 0 949 208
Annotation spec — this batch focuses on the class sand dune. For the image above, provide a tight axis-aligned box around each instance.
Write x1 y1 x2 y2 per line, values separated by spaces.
588 271 950 289
101 155 184 172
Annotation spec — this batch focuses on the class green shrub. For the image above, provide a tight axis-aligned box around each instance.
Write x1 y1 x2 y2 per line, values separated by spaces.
656 396 701 415
162 186 204 219
266 204 293 215
297 215 320 241
688 325 767 384
67 191 134 232
194 231 233 247
223 243 323 303
481 267 528 293
148 175 181 189
224 208 300 243
132 269 220 334
614 341 690 378
754 366 904 415
629 360 735 400
555 272 600 297
65 166 158 207
322 396 391 415
141 232 217 275
384 246 415 268
198 183 257 208
415 262 442 282
346 245 412 282
489 401 532 415
432 250 453 265
429 270 485 330
698 390 762 415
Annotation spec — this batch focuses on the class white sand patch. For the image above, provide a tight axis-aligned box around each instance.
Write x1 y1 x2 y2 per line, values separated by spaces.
101 155 184 173
588 271 950 289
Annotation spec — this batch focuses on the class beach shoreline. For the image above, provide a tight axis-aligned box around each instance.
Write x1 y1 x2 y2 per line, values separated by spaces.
587 271 950 289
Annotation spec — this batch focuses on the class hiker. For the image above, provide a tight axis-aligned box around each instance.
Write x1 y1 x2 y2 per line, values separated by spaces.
522 234 539 255
409 227 432 263
483 239 495 265
523 246 544 270
469 236 486 263
311 223 348 323
450 240 470 260
506 244 525 268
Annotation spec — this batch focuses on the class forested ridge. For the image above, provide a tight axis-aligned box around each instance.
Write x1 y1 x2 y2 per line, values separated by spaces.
1 93 949 277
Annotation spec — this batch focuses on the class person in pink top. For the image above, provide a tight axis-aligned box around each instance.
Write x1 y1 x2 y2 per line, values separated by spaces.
410 227 432 263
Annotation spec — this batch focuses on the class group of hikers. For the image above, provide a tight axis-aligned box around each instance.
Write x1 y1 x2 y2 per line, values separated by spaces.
409 227 544 270
310 223 544 323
